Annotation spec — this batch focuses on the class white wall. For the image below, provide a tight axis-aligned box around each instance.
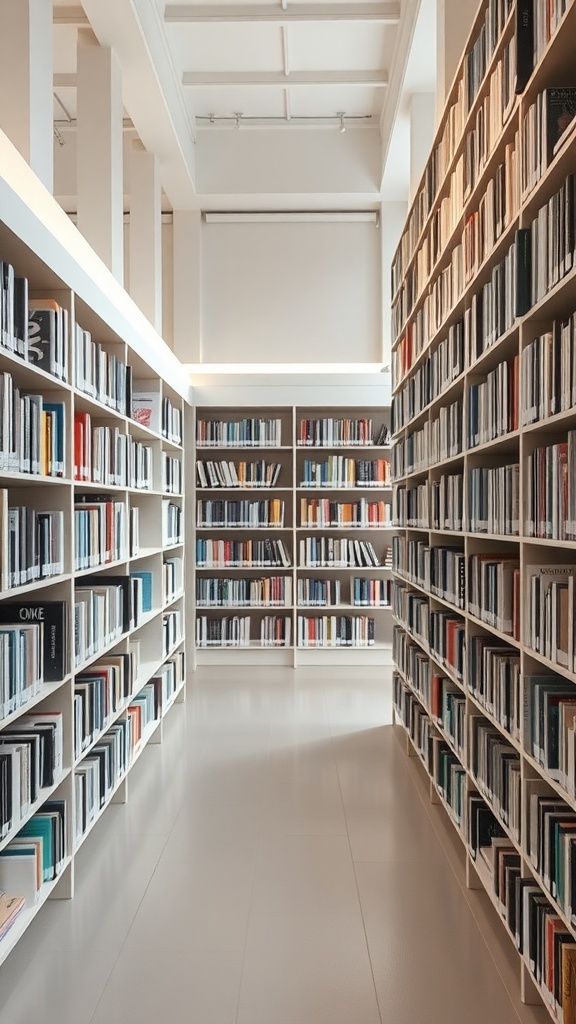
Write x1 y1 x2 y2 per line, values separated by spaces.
200 218 382 364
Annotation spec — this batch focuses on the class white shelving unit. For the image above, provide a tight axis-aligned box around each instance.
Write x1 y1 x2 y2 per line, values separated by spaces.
193 404 393 666
0 130 192 967
391 0 576 1018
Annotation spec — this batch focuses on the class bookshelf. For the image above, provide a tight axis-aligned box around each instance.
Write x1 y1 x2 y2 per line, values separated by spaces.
193 405 393 666
392 0 576 1017
0 136 191 965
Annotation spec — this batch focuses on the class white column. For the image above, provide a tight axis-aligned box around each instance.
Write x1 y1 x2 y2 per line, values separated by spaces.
436 0 478 120
381 201 408 366
172 210 201 363
129 141 162 333
0 0 53 192
76 29 124 282
410 93 436 203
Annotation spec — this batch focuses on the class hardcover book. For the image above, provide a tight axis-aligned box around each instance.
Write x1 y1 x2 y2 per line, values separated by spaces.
0 601 66 681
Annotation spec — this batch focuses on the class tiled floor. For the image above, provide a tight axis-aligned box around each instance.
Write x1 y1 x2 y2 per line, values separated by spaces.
0 666 547 1023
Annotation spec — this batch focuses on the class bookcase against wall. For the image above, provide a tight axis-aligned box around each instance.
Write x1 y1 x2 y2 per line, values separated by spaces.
391 1 576 1018
192 404 393 666
0 133 191 965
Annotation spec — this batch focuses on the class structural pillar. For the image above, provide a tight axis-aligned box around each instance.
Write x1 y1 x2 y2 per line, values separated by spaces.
436 0 479 120
0 0 53 192
410 93 436 202
129 141 162 333
76 29 124 282
172 210 201 363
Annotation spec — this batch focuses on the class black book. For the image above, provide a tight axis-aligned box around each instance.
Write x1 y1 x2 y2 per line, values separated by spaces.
13 277 28 357
514 0 533 95
515 228 532 316
544 88 576 161
0 600 66 681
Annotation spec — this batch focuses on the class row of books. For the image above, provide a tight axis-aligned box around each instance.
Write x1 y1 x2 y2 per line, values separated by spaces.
463 139 519 286
74 326 131 415
393 537 466 610
196 498 285 529
161 500 183 547
394 473 464 532
468 356 519 447
528 174 576 310
468 635 520 742
392 398 462 477
74 497 126 571
524 564 576 672
0 376 64 477
300 457 391 488
469 714 521 839
298 537 381 568
161 454 182 495
299 498 392 529
74 719 132 842
130 392 183 447
468 552 520 638
463 42 515 203
196 615 291 647
525 672 576 796
0 711 64 839
196 417 283 448
0 801 67 919
196 537 291 568
162 609 182 656
163 556 183 604
0 501 64 590
74 414 153 489
197 575 292 607
391 319 464 433
74 654 135 759
196 459 282 489
468 463 520 535
297 615 375 648
74 578 129 668
296 419 390 447
521 87 576 199
526 436 576 540
522 315 576 425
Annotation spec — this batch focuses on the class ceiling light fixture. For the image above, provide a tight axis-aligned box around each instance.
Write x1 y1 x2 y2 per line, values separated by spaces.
338 112 346 133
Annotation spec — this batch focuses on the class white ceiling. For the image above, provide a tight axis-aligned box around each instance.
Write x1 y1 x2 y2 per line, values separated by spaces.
51 0 437 212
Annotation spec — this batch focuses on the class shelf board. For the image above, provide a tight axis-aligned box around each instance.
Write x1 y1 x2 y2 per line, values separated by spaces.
0 855 74 970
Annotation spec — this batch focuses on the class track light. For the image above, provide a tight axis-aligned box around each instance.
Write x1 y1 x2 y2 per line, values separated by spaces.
234 112 243 130
209 112 215 124
338 112 346 133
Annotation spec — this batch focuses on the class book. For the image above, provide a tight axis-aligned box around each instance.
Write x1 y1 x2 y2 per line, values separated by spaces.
131 390 161 433
0 601 66 682
545 88 576 159
515 0 533 95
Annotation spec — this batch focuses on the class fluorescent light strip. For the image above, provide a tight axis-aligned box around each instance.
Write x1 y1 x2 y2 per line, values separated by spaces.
184 362 387 374
203 212 379 224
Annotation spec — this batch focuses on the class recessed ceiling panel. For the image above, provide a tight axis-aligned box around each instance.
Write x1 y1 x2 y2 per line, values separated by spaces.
287 22 392 70
165 22 284 73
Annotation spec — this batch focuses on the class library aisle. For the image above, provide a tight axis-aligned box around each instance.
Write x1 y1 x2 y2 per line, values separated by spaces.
0 666 547 1024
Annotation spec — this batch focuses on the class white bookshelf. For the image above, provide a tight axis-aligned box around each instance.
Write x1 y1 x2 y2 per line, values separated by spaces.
392 0 576 1017
0 132 192 967
192 404 393 666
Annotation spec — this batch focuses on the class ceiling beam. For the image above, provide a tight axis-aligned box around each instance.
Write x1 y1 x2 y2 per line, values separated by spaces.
53 73 77 88
183 70 389 87
53 6 89 26
165 2 400 24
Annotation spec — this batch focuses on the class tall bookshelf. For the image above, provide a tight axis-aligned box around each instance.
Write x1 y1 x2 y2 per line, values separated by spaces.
193 404 393 666
0 134 191 965
392 0 576 1017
